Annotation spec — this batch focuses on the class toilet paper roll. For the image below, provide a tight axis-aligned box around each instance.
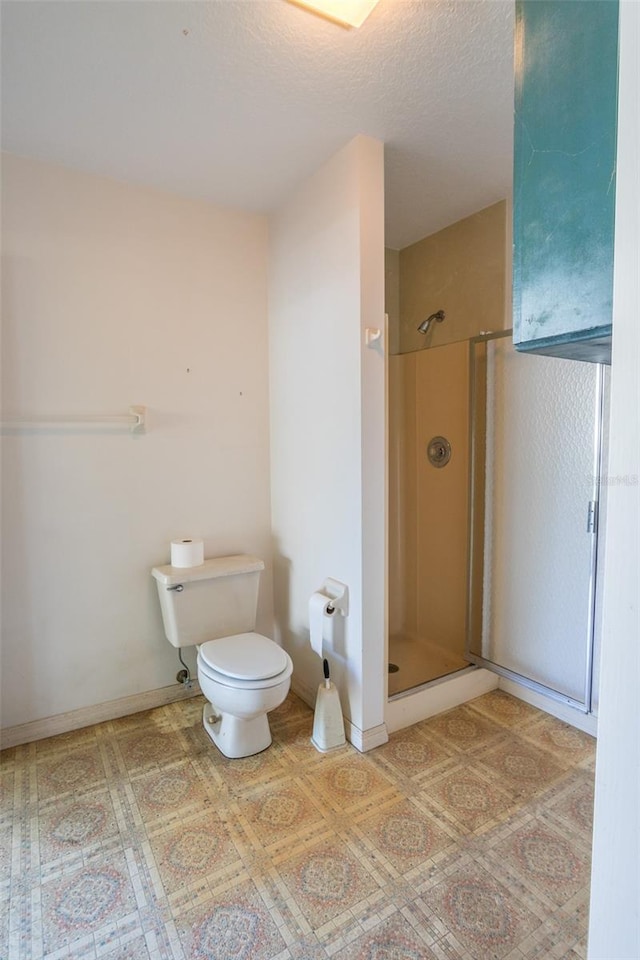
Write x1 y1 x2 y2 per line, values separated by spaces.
309 592 334 657
171 538 204 568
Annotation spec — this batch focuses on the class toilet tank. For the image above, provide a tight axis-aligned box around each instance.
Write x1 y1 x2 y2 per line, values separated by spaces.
151 554 264 648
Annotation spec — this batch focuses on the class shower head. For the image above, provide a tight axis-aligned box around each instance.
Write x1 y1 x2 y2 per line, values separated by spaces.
417 310 446 335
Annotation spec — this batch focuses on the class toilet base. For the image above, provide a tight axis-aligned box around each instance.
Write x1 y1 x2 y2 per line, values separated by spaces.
202 703 272 759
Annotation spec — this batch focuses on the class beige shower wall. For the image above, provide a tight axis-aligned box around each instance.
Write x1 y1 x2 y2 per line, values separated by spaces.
415 340 469 651
388 343 469 652
398 200 508 354
385 247 400 355
388 352 417 638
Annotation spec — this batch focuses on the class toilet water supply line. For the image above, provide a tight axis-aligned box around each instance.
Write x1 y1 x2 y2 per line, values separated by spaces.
164 583 193 686
176 648 192 687
174 628 221 726
176 638 220 725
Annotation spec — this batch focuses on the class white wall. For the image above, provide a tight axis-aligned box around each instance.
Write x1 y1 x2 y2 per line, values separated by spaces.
588 2 640 955
268 136 386 750
1 153 272 732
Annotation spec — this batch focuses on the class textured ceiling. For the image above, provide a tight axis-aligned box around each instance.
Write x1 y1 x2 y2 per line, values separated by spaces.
1 0 514 249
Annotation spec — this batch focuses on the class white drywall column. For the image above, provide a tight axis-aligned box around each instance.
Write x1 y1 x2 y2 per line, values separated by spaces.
588 3 640 956
268 136 386 750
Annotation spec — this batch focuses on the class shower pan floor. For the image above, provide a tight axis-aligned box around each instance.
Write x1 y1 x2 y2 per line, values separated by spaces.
388 632 469 696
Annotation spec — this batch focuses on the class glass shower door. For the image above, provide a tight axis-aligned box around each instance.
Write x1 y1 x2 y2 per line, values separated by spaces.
467 333 604 709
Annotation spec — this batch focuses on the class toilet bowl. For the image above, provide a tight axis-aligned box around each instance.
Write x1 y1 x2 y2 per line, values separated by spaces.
197 632 293 758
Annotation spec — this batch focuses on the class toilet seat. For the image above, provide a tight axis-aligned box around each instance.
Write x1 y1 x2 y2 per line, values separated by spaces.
198 632 292 690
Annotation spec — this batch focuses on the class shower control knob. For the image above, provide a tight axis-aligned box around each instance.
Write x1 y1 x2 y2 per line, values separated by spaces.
427 436 452 468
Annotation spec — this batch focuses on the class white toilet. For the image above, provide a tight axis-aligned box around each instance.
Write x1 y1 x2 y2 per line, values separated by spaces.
151 554 293 759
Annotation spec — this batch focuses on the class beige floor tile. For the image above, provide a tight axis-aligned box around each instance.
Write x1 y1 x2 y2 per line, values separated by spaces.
39 849 139 956
351 796 458 876
418 762 517 834
99 933 153 959
35 786 121 866
273 835 383 932
112 728 190 776
147 810 244 896
174 877 287 960
35 745 109 802
34 724 101 757
0 689 595 960
236 778 332 856
369 726 454 784
542 771 595 835
467 690 543 729
306 754 399 816
207 739 294 797
332 913 440 959
419 860 541 959
274 716 337 771
0 766 17 823
129 758 213 825
270 692 317 731
473 735 568 801
520 715 596 767
486 819 591 908
420 703 510 754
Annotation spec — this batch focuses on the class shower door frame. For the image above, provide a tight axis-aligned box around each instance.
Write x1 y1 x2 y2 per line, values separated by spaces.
465 330 606 715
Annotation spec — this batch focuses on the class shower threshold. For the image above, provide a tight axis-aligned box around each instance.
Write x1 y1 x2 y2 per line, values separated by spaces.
388 664 477 701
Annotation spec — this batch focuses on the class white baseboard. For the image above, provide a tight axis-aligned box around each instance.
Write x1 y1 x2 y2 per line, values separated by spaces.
498 677 598 737
385 667 498 734
345 719 389 753
5 670 590 754
0 681 202 749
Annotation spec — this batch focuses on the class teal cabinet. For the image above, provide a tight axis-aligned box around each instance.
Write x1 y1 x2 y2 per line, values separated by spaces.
513 0 619 363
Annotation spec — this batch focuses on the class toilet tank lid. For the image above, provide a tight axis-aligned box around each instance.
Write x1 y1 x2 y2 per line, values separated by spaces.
151 554 264 586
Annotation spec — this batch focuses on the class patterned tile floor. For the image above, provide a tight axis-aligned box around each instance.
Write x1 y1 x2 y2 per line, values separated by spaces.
0 690 596 960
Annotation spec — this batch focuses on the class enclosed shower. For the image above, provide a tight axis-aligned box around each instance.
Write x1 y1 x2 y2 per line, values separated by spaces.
384 202 508 698
387 323 607 710
385 201 607 711
388 335 472 695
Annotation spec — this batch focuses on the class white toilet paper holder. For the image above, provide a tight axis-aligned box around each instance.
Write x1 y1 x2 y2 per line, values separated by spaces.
320 578 349 617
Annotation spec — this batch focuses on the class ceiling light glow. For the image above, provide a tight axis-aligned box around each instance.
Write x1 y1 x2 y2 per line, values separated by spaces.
289 0 380 29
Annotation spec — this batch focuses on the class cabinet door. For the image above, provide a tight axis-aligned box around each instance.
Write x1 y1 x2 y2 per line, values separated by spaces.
513 0 618 362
